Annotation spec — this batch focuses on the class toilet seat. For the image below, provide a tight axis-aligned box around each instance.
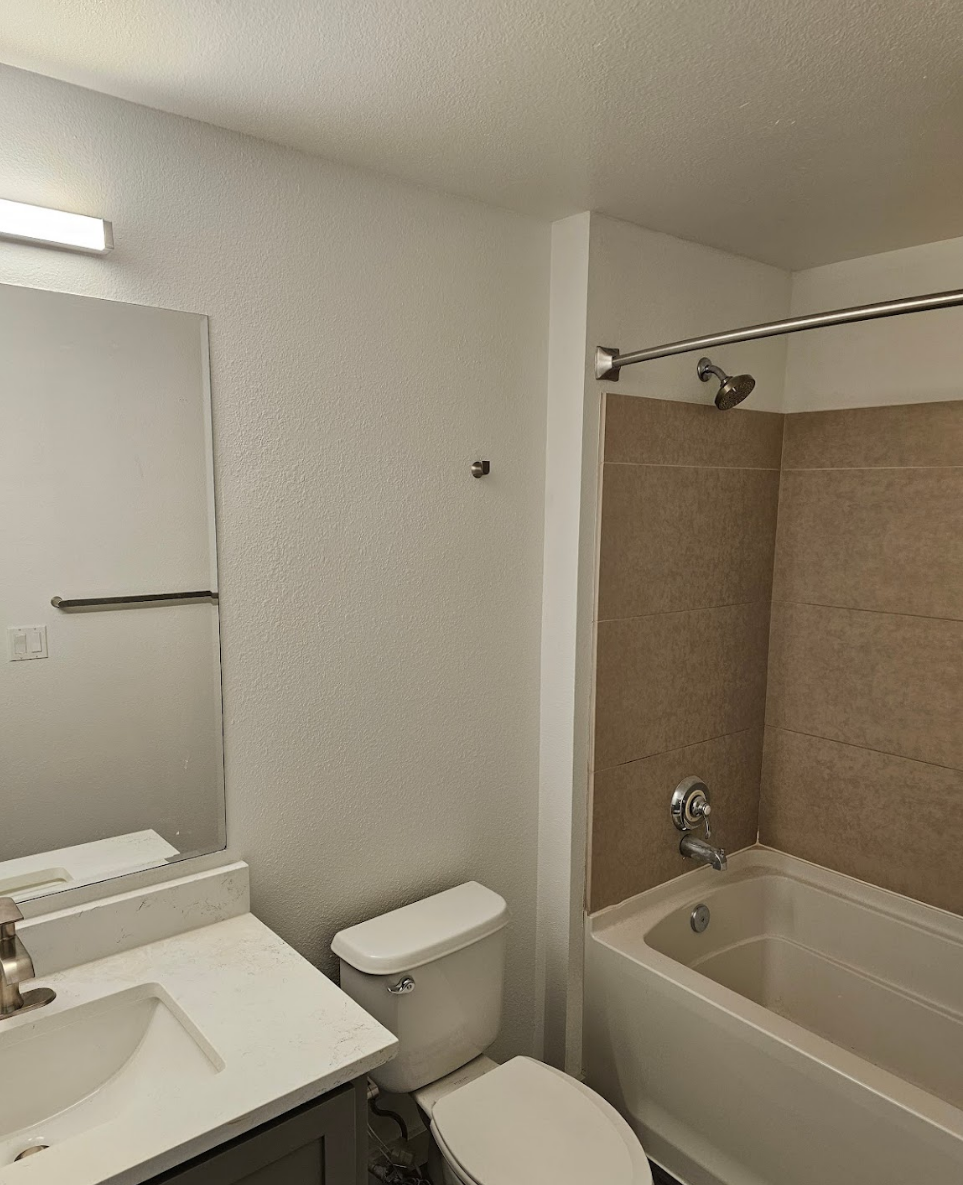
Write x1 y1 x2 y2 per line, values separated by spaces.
429 1057 653 1185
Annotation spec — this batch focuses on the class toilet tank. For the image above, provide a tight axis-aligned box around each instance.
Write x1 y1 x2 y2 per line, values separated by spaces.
332 882 508 1094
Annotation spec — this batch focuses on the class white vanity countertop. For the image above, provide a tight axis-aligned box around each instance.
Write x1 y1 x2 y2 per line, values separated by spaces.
0 912 398 1185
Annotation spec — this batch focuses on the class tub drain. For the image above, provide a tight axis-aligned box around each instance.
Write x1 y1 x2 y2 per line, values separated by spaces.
690 903 710 933
15 1145 49 1161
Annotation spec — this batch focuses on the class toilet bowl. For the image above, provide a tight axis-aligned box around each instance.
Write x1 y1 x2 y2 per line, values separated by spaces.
418 1055 652 1185
332 881 652 1185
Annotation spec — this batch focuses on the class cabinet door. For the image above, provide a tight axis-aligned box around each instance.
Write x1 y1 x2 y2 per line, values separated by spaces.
150 1081 364 1185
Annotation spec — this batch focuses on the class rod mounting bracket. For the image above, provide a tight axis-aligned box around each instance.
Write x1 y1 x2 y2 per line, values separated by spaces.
595 346 621 381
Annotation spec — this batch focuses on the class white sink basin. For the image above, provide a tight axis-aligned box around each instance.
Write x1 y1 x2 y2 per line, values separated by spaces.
0 985 222 1167
0 886 397 1185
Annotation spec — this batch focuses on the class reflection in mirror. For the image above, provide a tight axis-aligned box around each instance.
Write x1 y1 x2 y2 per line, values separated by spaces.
0 284 225 900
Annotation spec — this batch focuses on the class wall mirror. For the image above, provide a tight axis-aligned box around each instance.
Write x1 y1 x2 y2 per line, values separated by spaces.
0 283 225 901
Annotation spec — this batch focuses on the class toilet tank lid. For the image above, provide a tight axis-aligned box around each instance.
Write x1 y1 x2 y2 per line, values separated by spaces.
332 882 509 975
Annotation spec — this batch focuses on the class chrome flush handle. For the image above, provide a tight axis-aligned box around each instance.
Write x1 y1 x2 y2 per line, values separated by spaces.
387 976 416 995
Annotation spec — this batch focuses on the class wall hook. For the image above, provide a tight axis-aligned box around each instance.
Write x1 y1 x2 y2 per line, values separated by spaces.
470 460 490 478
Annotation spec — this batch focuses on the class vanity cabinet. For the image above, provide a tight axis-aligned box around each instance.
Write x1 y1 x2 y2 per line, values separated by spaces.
149 1080 367 1185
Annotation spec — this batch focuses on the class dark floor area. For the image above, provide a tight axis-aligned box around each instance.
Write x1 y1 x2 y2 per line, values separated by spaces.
649 1162 683 1185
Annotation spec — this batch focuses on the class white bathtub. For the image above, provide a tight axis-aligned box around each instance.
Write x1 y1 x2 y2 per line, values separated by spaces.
584 848 963 1185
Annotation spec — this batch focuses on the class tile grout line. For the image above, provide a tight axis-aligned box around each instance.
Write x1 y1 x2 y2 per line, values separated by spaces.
771 598 963 625
765 725 963 776
598 599 771 624
781 463 963 472
604 460 781 472
759 415 792 847
605 461 963 472
593 725 760 776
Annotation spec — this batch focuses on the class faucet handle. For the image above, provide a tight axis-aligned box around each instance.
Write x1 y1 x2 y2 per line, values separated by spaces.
670 776 712 832
0 898 23 932
0 896 55 1020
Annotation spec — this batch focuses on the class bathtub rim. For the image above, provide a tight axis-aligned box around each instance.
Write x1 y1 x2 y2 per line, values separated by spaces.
586 846 963 1143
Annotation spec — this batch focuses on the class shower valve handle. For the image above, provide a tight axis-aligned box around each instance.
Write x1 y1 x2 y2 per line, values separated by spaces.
670 777 713 836
671 778 728 872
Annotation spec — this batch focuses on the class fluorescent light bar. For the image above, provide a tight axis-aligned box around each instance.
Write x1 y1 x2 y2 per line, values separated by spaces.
0 198 113 254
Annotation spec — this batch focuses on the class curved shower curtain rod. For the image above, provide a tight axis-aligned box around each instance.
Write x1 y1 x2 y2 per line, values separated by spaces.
594 286 963 380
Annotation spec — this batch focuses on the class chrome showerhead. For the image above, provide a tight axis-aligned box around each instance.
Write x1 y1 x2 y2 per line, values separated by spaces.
696 356 756 410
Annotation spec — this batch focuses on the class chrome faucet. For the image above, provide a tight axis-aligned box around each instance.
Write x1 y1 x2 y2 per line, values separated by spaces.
670 777 727 872
679 834 728 871
0 898 56 1019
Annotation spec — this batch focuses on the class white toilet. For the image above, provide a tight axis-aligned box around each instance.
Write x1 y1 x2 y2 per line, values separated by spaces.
332 882 652 1185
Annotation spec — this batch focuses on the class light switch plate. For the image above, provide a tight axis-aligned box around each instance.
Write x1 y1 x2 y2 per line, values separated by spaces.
7 625 48 661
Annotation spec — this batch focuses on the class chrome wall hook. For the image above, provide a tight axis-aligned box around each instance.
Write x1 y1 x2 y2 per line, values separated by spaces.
470 460 490 478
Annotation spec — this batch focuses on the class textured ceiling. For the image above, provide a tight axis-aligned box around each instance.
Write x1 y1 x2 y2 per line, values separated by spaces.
2 0 962 268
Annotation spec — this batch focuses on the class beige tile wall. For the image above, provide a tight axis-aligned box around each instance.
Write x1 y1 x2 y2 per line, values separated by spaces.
590 395 782 909
591 395 963 916
760 401 963 913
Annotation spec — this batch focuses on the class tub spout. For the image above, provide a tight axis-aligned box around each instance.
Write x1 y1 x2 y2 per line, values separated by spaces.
679 835 727 871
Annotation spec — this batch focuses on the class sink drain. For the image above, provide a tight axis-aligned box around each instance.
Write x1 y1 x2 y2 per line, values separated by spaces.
15 1145 49 1161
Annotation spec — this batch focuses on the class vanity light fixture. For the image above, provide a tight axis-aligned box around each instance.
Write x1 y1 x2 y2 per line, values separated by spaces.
0 198 113 254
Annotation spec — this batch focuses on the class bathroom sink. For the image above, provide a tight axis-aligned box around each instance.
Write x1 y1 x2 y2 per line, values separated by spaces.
0 985 222 1167
0 876 397 1185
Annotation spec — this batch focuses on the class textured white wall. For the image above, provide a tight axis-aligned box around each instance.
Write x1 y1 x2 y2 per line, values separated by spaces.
0 285 222 862
540 213 791 1070
587 215 792 412
537 212 591 1070
786 235 963 410
0 66 549 1058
